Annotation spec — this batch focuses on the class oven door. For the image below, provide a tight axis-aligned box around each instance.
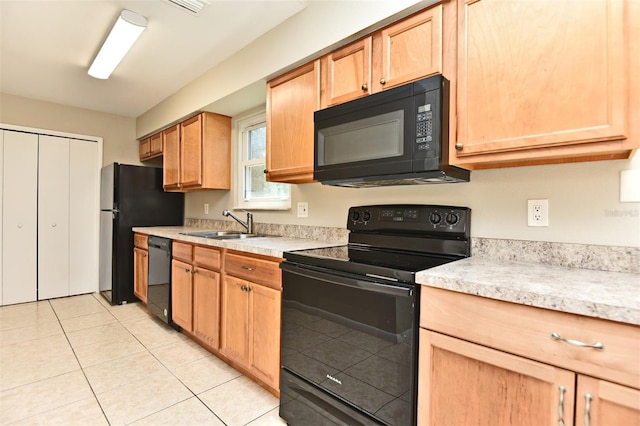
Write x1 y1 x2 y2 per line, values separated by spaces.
280 262 419 426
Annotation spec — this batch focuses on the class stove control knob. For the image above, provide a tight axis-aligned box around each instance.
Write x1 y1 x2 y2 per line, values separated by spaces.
351 211 360 222
362 211 372 222
429 212 442 224
445 213 459 226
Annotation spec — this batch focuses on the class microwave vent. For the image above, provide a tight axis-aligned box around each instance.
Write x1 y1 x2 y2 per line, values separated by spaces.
320 168 471 188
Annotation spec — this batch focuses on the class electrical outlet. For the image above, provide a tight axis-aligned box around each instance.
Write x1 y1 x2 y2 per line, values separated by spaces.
204 203 209 215
297 202 309 218
527 199 549 227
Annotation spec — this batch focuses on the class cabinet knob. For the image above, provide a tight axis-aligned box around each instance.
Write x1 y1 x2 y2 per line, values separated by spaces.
17 224 23 228
379 78 386 85
185 268 190 273
52 223 57 228
263 169 268 174
143 254 147 258
455 142 463 151
361 83 368 91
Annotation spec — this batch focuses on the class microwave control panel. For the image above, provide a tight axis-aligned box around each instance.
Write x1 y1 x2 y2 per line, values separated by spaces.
414 86 442 160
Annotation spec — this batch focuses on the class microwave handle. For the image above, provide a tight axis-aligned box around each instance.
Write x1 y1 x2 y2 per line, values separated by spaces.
280 262 412 299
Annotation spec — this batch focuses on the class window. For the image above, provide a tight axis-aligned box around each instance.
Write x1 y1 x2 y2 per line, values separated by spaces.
235 110 290 210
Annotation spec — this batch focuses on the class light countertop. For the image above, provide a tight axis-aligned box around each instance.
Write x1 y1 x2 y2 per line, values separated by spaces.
134 226 639 326
416 256 640 326
132 226 339 259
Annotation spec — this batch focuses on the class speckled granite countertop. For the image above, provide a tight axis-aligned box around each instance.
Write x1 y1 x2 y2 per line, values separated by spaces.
132 226 338 259
416 257 640 326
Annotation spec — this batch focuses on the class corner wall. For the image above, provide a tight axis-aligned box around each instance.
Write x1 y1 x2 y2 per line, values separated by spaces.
0 93 138 166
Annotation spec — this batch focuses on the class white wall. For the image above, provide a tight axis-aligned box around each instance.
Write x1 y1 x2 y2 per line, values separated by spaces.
0 93 138 166
187 153 640 247
136 0 428 136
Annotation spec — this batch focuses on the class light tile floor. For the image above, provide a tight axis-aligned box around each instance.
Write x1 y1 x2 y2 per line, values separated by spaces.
0 293 287 426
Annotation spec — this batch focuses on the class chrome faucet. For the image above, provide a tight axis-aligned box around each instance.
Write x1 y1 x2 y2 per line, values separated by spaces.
222 209 254 234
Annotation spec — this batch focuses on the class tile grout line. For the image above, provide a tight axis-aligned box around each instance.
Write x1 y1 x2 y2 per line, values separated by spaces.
47 298 114 426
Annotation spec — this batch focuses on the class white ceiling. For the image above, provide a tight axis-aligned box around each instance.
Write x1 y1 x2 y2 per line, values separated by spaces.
0 0 307 117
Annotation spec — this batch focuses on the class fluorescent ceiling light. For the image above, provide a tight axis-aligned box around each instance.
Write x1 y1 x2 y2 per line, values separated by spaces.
88 10 147 79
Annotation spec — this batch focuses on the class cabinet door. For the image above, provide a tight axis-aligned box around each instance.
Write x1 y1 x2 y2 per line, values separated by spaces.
220 275 250 364
266 60 319 183
575 376 640 426
321 37 372 108
133 248 148 304
2 131 38 304
149 132 163 155
38 135 70 300
193 267 220 349
373 5 442 92
171 259 193 332
455 0 627 162
139 138 150 160
248 283 281 390
69 139 99 296
180 114 203 188
162 125 180 190
418 329 576 426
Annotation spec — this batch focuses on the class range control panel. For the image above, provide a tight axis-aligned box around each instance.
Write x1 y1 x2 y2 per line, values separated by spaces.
348 204 470 235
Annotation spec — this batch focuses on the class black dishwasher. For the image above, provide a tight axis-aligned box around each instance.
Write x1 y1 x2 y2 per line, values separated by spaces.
147 236 174 326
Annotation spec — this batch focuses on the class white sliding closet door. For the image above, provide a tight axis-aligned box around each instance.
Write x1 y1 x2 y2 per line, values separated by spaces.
2 131 38 304
69 139 99 295
38 135 70 300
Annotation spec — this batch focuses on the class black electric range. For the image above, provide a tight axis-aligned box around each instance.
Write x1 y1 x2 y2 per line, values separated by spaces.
279 204 471 426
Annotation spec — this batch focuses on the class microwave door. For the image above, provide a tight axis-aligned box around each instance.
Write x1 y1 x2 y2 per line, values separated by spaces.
315 97 414 180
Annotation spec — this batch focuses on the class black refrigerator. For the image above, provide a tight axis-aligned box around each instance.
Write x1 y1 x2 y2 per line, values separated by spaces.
99 163 184 305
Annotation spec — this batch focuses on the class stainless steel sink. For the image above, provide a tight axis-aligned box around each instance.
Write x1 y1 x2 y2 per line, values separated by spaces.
180 230 277 240
180 230 243 238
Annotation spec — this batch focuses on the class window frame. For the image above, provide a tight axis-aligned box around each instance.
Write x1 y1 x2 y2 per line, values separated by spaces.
233 109 291 210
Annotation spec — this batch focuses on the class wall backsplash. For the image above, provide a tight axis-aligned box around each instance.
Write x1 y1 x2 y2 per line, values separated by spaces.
185 218 638 274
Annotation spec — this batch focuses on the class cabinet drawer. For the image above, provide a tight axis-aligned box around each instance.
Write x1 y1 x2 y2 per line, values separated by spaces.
194 245 222 271
421 286 640 389
133 233 148 250
172 241 193 263
225 252 281 290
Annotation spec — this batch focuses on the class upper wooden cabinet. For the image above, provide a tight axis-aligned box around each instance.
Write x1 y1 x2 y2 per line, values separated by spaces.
139 132 163 161
320 5 443 108
266 60 320 184
163 112 231 191
452 0 638 168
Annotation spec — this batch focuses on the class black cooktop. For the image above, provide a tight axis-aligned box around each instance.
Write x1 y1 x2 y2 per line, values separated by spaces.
283 204 471 284
284 245 459 284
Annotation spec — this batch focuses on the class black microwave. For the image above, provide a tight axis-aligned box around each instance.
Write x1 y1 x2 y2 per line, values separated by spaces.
314 74 469 187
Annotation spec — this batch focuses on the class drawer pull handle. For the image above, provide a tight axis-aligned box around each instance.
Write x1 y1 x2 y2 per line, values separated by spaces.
558 385 566 426
241 266 255 271
551 332 604 350
584 393 593 426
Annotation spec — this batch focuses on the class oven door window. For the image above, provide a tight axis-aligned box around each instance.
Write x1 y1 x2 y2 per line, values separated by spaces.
281 265 417 426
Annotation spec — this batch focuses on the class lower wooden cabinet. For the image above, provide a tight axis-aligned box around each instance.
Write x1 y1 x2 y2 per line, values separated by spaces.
575 376 640 426
171 242 221 348
420 329 576 425
133 247 148 304
418 287 640 426
171 258 194 332
133 233 148 304
193 266 220 348
220 253 282 391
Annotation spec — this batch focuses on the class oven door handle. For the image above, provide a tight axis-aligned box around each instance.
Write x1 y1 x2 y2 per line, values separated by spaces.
281 262 413 298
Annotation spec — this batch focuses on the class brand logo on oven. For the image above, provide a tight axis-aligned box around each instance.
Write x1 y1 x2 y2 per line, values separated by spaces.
326 374 342 385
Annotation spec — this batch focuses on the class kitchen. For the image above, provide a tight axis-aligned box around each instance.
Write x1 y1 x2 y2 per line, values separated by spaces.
1 0 639 425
